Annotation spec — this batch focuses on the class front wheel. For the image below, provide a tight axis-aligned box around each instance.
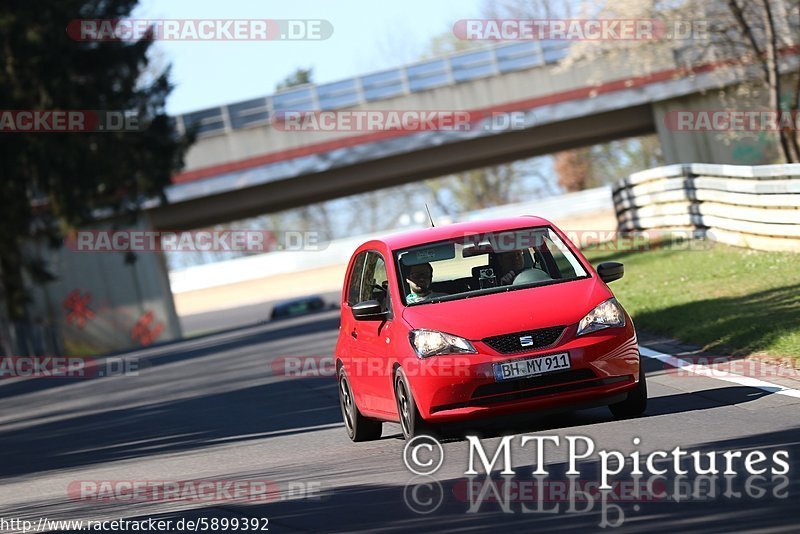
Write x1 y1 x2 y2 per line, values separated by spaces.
338 368 382 442
394 369 434 439
609 358 648 419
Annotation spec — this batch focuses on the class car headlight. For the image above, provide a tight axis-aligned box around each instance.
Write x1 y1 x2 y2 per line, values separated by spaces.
409 329 477 358
577 298 626 336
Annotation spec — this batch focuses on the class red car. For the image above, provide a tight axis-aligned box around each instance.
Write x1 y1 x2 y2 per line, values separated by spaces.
335 216 646 441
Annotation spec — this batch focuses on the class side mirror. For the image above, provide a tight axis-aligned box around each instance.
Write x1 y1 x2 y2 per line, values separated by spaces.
597 262 624 283
352 300 387 321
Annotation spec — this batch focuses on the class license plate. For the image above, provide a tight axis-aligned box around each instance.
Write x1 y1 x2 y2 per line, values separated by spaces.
493 352 571 382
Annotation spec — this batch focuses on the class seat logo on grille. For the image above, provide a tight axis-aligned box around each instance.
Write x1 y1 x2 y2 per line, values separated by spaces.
519 335 534 347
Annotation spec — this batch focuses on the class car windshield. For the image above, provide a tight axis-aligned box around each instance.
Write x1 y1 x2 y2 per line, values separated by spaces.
395 227 589 306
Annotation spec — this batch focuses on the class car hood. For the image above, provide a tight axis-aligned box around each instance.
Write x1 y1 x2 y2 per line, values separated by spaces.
401 276 613 341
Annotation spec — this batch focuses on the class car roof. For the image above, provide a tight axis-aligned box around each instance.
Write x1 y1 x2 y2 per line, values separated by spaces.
363 215 553 251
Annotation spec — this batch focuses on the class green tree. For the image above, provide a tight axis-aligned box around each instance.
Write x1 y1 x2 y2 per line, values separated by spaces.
276 67 313 90
0 1 191 322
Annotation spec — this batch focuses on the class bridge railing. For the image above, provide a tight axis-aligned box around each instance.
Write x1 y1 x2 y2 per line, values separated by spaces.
613 164 800 252
176 41 571 137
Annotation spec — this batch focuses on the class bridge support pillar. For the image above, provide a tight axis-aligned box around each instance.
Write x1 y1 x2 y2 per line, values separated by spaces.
652 91 780 165
3 215 182 357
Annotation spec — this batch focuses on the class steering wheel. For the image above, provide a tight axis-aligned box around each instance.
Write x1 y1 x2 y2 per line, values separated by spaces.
512 268 552 286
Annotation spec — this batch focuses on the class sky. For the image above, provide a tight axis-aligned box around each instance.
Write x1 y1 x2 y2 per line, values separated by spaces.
135 0 484 115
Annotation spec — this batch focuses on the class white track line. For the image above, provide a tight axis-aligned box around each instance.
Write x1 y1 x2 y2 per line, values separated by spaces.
640 346 800 400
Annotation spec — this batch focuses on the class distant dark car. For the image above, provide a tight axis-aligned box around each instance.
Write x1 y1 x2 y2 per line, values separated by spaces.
270 296 330 320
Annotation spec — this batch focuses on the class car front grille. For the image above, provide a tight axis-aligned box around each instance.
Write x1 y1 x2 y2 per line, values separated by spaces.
482 326 565 354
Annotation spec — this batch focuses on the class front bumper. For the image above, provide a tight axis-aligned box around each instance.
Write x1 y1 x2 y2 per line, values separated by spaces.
404 324 640 422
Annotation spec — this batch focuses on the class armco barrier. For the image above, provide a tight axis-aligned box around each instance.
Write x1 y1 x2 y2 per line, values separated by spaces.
613 164 800 252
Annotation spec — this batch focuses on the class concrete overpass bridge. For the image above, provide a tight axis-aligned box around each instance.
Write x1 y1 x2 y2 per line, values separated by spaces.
150 40 775 230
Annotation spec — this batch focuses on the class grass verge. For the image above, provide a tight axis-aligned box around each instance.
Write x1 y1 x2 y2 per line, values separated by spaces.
582 239 800 361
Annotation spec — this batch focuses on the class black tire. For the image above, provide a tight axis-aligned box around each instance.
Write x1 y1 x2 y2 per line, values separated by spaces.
338 368 382 442
609 358 648 419
394 368 433 440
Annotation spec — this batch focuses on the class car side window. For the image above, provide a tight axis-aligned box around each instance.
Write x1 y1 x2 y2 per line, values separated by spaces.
360 252 390 312
346 252 367 306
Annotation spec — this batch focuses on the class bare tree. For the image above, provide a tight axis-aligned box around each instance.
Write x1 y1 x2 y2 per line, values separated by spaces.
566 0 800 162
554 147 595 191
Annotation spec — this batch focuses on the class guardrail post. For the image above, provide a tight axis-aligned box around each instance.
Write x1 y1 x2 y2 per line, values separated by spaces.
400 67 410 95
220 105 233 132
265 96 275 129
354 77 366 105
310 86 320 110
490 45 500 74
534 40 545 65
444 57 455 84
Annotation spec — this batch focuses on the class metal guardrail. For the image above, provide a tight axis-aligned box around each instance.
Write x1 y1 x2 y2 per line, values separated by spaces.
176 41 570 137
613 164 800 252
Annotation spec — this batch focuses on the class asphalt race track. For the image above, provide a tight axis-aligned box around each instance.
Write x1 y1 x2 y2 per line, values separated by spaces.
1 309 799 532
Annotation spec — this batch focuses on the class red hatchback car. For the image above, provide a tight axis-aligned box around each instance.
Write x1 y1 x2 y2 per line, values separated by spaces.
335 216 646 441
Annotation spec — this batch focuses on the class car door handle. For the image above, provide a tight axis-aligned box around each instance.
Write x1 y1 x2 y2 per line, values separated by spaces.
351 329 358 339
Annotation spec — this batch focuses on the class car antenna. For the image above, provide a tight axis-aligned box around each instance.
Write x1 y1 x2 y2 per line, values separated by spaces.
424 203 435 227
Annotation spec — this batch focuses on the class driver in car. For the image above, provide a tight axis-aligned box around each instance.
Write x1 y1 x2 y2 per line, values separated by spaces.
404 262 448 304
497 250 526 285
